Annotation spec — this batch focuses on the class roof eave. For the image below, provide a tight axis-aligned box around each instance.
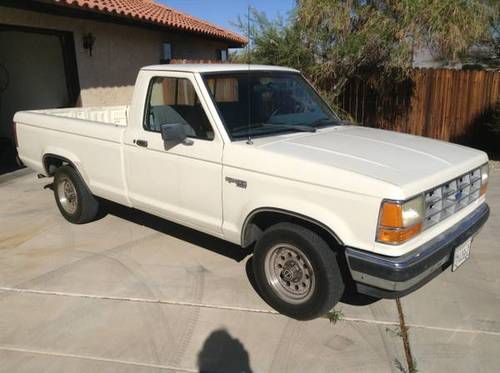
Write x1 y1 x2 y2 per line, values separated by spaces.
21 0 247 46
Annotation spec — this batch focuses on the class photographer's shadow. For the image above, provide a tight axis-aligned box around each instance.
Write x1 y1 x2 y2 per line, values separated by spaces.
197 329 253 373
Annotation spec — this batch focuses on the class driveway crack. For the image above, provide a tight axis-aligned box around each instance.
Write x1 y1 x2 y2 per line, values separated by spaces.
395 298 417 373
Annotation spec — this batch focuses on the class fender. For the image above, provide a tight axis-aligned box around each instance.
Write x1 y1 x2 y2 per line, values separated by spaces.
236 195 356 248
241 206 344 247
42 148 89 184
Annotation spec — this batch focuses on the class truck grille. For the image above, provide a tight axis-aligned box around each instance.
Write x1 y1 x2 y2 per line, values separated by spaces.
423 168 481 229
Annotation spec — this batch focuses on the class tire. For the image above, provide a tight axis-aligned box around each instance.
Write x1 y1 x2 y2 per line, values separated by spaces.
252 222 344 320
53 165 99 224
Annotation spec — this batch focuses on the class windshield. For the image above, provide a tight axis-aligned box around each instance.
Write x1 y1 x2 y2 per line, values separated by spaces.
202 71 341 140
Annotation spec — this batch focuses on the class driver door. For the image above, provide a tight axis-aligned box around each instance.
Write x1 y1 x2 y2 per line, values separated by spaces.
124 73 223 236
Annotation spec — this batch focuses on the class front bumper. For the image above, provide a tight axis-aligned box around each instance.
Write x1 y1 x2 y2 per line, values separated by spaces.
345 203 490 298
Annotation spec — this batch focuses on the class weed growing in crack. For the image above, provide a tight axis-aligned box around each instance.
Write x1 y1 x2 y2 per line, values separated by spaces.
394 358 418 373
324 309 344 324
385 326 404 338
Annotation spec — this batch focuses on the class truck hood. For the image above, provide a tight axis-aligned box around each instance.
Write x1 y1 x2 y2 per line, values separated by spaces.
227 125 487 198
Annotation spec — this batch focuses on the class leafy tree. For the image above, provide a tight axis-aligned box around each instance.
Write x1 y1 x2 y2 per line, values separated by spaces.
233 0 498 99
231 9 314 72
468 0 499 67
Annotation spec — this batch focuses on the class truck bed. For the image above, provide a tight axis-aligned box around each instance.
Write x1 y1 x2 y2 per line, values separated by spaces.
31 106 129 126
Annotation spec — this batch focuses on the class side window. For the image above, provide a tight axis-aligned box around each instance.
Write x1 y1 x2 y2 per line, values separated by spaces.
144 77 214 140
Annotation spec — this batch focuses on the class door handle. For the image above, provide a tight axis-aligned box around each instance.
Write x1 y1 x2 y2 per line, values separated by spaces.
135 139 148 147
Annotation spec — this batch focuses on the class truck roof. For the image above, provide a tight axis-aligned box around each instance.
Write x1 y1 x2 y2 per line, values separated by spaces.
141 64 299 73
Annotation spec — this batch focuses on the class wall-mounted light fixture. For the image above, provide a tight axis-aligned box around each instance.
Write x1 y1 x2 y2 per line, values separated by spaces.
82 33 96 57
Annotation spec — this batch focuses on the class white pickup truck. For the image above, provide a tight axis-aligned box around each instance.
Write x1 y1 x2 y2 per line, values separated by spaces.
14 64 490 320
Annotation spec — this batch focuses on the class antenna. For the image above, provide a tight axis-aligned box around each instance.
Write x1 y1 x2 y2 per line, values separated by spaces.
246 3 253 145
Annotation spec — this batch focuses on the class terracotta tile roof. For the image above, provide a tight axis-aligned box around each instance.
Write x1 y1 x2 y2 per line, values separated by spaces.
48 0 247 45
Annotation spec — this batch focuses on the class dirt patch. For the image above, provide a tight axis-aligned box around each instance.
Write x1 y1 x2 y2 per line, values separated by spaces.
0 225 46 250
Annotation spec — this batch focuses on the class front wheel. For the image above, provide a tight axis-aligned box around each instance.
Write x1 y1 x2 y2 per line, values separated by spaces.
252 222 344 320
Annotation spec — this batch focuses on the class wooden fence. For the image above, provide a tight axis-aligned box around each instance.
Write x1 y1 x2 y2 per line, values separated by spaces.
335 68 500 143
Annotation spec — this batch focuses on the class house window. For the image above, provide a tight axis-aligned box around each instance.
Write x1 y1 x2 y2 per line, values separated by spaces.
217 49 228 61
161 43 172 64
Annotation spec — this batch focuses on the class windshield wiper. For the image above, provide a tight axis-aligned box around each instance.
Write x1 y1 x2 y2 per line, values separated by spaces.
310 117 343 128
269 124 316 133
231 123 316 135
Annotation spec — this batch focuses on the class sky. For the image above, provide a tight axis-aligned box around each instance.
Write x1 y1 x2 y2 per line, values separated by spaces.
159 0 296 34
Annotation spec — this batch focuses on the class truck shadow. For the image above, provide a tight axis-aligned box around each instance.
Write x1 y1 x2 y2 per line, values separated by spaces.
99 198 379 307
98 199 251 262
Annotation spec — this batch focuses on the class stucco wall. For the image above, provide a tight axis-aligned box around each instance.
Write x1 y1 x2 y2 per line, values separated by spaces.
0 5 229 106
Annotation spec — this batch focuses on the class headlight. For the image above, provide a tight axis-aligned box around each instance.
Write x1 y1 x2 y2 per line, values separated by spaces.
480 163 489 196
377 195 424 245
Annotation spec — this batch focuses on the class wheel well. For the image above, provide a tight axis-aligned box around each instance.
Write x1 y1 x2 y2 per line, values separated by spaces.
242 209 342 250
43 154 76 176
242 210 356 292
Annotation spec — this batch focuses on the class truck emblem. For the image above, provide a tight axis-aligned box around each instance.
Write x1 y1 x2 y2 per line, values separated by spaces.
225 177 247 189
455 190 462 200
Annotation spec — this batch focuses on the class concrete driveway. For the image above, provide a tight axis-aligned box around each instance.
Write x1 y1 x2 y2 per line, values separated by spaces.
0 168 498 372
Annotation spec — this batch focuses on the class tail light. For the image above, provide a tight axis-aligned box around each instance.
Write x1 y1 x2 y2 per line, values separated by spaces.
12 122 18 147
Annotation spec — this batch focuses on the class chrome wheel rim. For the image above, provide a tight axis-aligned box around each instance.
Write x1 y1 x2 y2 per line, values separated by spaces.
57 176 78 214
264 243 315 304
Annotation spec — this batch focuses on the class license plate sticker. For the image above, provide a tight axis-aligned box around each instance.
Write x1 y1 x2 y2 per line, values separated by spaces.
452 237 472 272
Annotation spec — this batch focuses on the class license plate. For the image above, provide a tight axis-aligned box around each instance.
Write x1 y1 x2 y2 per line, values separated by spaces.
452 237 472 271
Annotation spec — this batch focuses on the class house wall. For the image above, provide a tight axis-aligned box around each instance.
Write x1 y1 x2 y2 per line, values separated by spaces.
0 5 229 107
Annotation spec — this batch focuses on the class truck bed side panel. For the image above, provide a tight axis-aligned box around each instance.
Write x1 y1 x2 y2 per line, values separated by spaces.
15 112 129 206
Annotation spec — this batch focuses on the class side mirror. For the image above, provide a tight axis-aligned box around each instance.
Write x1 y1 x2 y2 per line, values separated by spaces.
160 123 193 148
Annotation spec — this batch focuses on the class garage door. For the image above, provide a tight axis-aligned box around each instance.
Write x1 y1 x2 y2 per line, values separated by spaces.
0 25 79 175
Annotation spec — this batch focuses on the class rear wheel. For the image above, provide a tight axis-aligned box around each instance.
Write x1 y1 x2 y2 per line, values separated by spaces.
253 222 344 320
53 166 99 224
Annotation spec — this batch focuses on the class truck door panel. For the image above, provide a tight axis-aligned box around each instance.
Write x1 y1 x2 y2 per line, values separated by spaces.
123 73 223 235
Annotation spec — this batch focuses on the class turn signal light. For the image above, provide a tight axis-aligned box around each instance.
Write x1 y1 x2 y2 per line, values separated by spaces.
377 224 422 245
377 197 424 245
379 203 403 227
480 163 489 196
480 184 488 196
